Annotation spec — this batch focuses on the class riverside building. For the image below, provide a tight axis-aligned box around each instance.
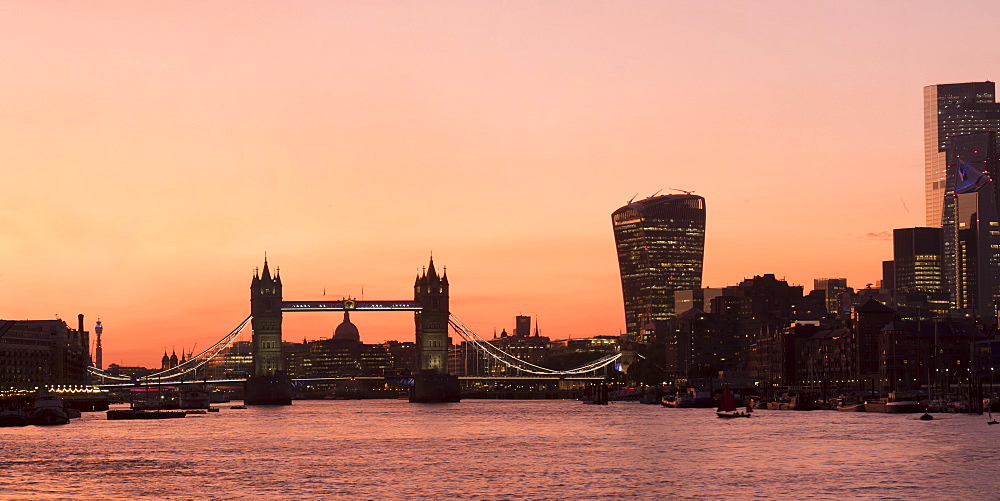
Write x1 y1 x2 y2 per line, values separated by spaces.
0 317 91 390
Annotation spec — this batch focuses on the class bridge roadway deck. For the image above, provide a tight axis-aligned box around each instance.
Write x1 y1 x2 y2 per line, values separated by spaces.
281 300 421 311
94 375 606 388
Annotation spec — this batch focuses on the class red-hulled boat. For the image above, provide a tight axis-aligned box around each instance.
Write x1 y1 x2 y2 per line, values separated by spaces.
716 387 751 419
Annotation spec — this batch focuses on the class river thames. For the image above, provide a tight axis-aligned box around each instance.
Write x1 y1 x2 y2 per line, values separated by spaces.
2 400 998 500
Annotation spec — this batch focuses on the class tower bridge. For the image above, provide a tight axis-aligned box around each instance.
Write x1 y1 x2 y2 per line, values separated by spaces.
87 256 622 405
248 256 452 404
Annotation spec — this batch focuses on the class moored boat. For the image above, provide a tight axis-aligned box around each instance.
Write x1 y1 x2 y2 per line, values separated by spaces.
661 388 714 408
179 385 211 410
107 409 187 420
0 407 28 427
28 391 69 426
865 393 924 413
767 393 814 411
836 403 866 412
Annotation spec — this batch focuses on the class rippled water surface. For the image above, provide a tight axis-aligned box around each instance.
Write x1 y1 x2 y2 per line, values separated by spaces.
2 400 999 500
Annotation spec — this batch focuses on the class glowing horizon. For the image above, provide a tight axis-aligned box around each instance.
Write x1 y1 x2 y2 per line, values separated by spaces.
2 1 997 368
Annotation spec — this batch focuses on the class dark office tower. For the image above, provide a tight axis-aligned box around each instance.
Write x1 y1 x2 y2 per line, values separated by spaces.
893 227 945 294
882 261 895 290
515 315 531 337
612 194 706 340
924 82 1000 227
814 278 848 314
942 131 1000 325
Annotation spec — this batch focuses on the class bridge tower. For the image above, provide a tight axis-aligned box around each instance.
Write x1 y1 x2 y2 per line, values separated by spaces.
246 258 292 405
411 256 460 402
414 256 449 373
250 259 283 376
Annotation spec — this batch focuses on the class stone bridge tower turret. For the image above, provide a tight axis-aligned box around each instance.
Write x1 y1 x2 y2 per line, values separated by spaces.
250 259 283 377
414 256 449 374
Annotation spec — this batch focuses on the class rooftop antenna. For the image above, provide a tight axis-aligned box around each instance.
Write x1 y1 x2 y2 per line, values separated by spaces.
627 193 638 204
669 188 695 195
650 189 663 197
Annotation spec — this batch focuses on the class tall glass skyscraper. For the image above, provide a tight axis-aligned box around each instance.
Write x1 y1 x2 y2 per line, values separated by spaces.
924 81 1000 227
612 194 706 340
942 131 1000 325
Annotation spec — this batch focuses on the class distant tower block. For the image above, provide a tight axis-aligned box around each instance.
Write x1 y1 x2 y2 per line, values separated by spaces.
95 319 104 370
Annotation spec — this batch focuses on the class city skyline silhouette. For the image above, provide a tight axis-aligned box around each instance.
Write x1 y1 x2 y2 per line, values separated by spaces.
2 2 997 367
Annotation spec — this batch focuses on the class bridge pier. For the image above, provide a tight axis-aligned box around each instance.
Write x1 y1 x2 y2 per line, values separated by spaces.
409 374 461 403
245 375 293 405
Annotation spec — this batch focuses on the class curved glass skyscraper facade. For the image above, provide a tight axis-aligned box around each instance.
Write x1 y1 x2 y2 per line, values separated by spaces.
612 194 706 339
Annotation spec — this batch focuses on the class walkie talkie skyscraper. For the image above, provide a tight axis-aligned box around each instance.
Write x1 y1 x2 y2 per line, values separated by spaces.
612 193 706 341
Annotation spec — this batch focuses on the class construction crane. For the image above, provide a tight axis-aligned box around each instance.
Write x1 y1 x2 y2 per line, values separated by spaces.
668 188 695 195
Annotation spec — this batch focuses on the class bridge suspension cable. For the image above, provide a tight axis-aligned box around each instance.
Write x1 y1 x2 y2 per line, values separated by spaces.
448 314 621 376
90 313 618 384
88 315 253 383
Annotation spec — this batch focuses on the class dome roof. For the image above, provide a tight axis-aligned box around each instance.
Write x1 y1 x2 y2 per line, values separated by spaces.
334 311 360 342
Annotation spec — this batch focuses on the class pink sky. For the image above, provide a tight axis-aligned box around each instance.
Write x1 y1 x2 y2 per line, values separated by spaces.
1 2 998 368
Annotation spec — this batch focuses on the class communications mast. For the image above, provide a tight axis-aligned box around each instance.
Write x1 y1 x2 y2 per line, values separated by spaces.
95 319 104 370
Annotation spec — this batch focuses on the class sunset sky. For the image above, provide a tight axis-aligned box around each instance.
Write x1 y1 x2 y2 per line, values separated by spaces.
2 1 998 367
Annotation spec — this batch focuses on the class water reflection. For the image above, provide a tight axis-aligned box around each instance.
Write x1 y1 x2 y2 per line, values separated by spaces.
1 400 997 500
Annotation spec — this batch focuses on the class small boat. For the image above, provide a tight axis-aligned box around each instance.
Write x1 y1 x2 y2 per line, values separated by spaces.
988 409 998 425
662 388 714 408
0 407 28 427
716 387 751 419
107 409 187 420
230 405 247 410
866 393 924 414
29 391 70 426
919 413 934 421
179 385 211 410
836 402 866 412
767 393 814 411
834 397 866 412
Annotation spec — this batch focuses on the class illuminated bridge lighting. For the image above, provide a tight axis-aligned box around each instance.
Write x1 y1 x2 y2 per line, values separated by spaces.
88 311 618 388
281 301 423 311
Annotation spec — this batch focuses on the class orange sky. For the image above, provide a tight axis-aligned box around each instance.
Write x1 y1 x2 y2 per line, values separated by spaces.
2 2 998 368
